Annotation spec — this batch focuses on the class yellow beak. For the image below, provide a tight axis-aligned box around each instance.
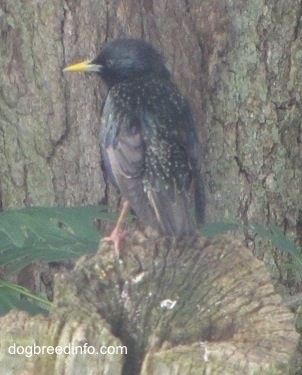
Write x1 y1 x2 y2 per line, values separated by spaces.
63 59 100 73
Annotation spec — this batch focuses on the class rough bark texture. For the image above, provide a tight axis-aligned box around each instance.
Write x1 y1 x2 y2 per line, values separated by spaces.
0 0 302 374
0 234 299 374
1 1 301 247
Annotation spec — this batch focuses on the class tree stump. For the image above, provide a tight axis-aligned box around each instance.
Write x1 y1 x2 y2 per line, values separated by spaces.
0 233 299 374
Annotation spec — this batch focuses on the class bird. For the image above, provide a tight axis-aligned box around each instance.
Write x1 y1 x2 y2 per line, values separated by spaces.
64 38 205 252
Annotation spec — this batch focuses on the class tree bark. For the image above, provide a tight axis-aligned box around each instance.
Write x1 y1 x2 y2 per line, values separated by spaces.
0 234 299 374
0 1 301 373
1 1 301 274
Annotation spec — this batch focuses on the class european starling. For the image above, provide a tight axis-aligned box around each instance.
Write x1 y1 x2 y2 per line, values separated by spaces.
64 38 205 250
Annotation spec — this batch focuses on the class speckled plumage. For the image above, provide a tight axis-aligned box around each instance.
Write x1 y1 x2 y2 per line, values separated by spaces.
67 38 205 236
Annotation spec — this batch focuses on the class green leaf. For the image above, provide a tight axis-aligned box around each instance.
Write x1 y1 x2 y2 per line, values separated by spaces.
0 205 107 247
0 205 127 314
248 223 301 256
247 223 273 240
268 225 300 256
200 221 241 237
0 281 50 316
0 205 117 276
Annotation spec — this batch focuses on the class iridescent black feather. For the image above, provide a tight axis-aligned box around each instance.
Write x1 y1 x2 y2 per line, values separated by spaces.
95 38 205 236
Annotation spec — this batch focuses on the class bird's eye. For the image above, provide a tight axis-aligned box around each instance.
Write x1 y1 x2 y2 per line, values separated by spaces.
106 59 114 67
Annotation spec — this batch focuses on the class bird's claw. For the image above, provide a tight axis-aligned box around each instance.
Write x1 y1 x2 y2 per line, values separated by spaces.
102 229 128 257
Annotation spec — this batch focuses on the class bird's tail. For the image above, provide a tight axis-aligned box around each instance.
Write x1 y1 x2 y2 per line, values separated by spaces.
147 167 205 237
148 189 194 237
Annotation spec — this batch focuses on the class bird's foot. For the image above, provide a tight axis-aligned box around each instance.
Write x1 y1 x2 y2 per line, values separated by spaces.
102 228 128 256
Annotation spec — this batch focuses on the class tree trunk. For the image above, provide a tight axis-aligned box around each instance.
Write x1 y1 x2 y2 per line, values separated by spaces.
0 234 299 374
0 0 301 373
1 0 301 272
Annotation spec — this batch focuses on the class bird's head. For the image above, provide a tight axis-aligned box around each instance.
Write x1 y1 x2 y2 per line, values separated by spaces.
64 38 170 86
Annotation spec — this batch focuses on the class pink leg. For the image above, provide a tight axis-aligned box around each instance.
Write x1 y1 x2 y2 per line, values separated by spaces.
102 201 130 255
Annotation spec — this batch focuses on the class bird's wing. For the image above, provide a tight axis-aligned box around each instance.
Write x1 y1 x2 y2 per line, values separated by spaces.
140 109 197 236
101 89 205 236
101 95 154 225
141 91 205 234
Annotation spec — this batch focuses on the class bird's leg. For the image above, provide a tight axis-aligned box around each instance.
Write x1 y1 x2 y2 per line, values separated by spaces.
102 200 130 255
